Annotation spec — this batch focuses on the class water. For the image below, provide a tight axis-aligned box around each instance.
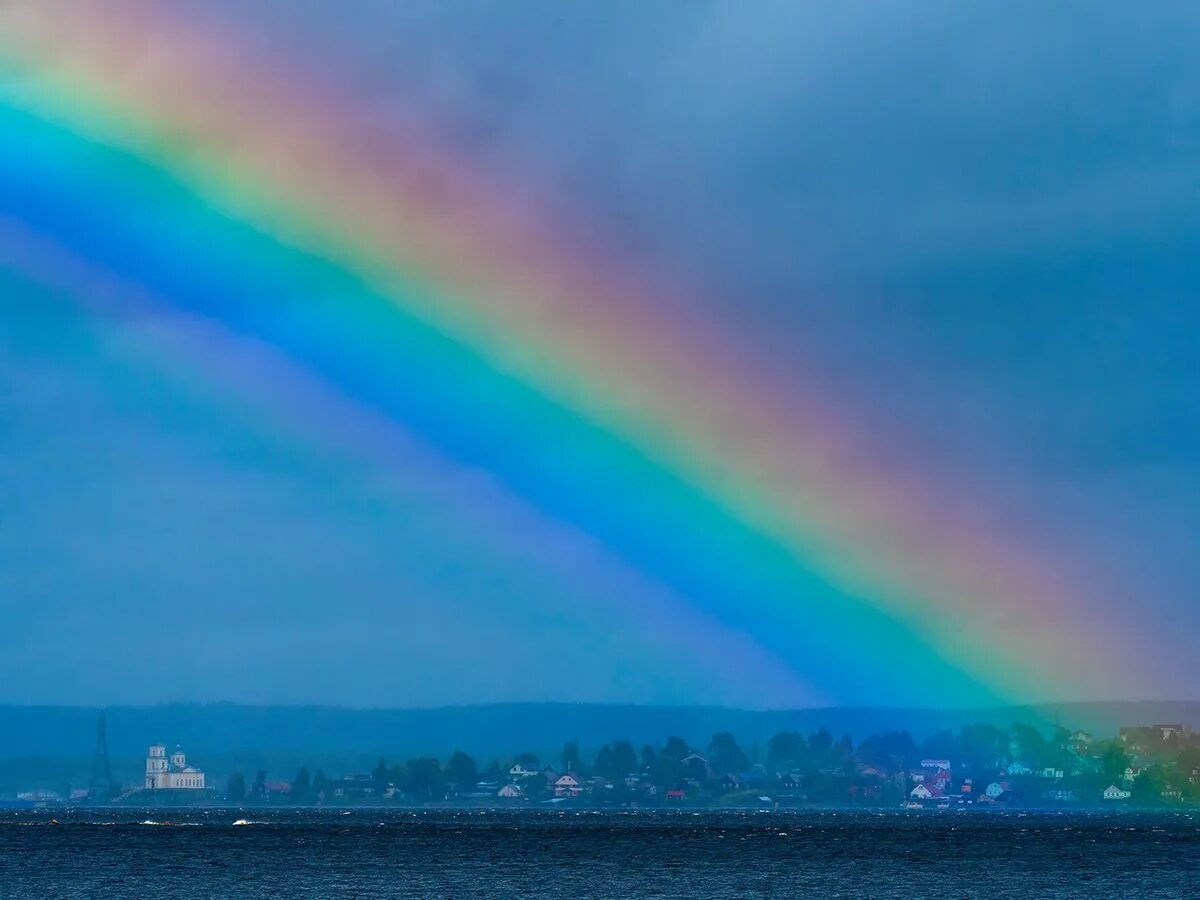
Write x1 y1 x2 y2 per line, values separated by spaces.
2 808 1198 898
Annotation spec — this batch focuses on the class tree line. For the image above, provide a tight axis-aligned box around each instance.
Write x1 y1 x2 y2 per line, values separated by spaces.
219 722 1200 805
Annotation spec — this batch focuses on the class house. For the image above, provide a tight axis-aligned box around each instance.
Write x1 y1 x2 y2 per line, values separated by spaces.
508 763 539 779
497 784 525 799
1122 767 1141 784
1038 767 1064 781
721 774 743 791
330 774 376 800
778 773 801 789
959 779 973 794
264 780 292 799
858 765 887 778
984 781 1011 799
553 774 583 797
665 789 686 801
928 768 953 789
920 759 951 771
910 783 944 801
1103 784 1131 801
1042 789 1076 802
1068 730 1093 747
1154 724 1187 741
682 753 710 779
1005 761 1032 776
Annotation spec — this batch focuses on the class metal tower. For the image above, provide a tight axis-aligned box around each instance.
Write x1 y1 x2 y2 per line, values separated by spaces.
88 712 114 802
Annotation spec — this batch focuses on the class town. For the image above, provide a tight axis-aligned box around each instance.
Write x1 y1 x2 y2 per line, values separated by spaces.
8 720 1200 810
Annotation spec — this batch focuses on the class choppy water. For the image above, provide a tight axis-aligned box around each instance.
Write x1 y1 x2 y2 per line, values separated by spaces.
2 808 1198 898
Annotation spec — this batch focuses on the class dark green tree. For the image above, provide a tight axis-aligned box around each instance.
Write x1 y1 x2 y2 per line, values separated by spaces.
447 750 478 789
1131 766 1166 804
373 757 390 794
959 723 1008 773
225 772 246 803
708 732 750 775
593 744 614 778
1101 743 1131 781
662 736 690 760
292 768 311 804
808 728 833 756
767 731 806 770
1009 723 1051 768
561 741 580 773
919 729 957 763
857 731 916 770
640 744 657 772
253 770 267 801
404 757 445 799
313 770 328 803
610 741 638 777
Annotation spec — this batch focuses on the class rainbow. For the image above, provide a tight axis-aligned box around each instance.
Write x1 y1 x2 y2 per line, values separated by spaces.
0 3 1126 705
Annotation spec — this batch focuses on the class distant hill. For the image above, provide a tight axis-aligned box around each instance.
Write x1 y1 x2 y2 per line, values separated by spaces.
2 700 1197 790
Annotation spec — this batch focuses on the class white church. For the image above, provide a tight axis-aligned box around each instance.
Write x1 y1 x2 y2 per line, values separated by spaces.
145 743 206 790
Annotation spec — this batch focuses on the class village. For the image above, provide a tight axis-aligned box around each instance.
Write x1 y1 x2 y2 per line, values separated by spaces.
10 720 1200 810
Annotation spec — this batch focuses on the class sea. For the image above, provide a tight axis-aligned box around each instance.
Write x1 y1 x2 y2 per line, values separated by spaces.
2 808 1198 898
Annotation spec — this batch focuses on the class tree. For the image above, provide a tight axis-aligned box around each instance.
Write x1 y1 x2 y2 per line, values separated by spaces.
225 772 246 803
1009 723 1051 768
857 731 916 770
253 770 267 801
610 741 638 778
1176 746 1200 775
515 751 539 768
404 757 445 799
919 729 957 763
373 757 390 794
640 744 657 772
808 728 833 756
1131 766 1166 804
832 734 854 768
291 768 311 804
708 732 749 775
662 736 690 760
593 744 615 778
313 770 328 803
767 732 806 770
559 741 579 773
959 723 1008 774
653 738 689 788
1100 743 1131 781
447 750 478 790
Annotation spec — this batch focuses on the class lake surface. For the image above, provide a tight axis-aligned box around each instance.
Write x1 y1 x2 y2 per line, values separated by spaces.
2 808 1198 898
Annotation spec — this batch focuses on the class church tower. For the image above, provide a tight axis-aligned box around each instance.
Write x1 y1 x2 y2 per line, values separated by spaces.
145 744 167 789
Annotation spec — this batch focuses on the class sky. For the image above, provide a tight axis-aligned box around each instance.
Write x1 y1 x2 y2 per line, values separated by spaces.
0 0 1197 709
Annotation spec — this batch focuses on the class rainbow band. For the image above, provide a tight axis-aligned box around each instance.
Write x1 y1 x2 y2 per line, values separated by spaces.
0 6 1118 705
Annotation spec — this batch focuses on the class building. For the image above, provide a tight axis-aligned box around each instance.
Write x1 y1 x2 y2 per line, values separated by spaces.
553 773 583 797
984 781 1011 799
1103 784 1131 801
909 783 944 801
498 784 525 799
144 743 205 790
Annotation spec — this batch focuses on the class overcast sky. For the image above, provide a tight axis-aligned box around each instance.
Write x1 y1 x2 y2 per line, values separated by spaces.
1 1 1198 707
